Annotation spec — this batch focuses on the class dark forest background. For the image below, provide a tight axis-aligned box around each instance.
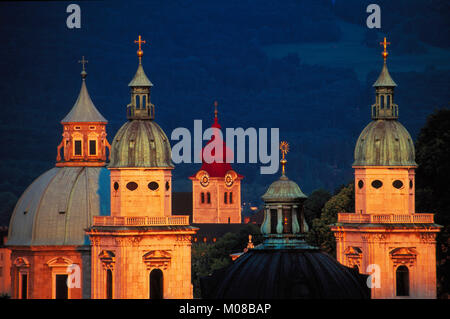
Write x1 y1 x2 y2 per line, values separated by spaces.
0 0 449 226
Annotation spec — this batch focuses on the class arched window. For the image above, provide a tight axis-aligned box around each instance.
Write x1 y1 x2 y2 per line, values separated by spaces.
150 269 163 299
224 192 228 204
135 95 140 109
396 266 409 296
201 192 205 204
106 269 113 299
229 192 233 204
142 95 147 109
207 192 211 204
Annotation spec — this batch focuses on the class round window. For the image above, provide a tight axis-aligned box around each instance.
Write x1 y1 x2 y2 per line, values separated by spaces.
371 180 383 189
126 182 138 191
358 180 364 189
113 182 119 191
148 182 159 191
165 181 170 191
393 180 404 189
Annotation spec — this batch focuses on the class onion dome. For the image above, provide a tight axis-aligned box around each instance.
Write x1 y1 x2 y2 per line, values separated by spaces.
198 102 242 177
7 167 110 246
353 37 416 167
108 120 173 168
61 56 107 124
200 142 370 299
108 36 173 168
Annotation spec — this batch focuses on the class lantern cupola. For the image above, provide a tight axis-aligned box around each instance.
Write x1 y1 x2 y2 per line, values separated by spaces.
56 57 110 167
126 35 154 120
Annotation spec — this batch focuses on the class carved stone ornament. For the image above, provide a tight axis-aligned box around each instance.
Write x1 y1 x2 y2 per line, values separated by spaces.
390 247 417 267
344 246 362 268
99 250 115 270
143 250 171 270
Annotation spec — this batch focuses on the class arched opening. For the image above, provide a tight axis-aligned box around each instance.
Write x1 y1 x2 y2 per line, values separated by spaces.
224 192 228 204
270 209 277 234
201 192 205 204
142 95 147 109
396 265 410 296
106 269 113 299
135 95 140 109
207 192 211 204
229 192 233 204
149 269 163 299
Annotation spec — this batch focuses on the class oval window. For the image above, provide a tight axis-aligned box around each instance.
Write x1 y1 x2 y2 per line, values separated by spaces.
358 180 364 189
371 180 383 189
126 182 138 191
113 182 119 191
148 182 159 191
393 180 404 189
165 181 170 191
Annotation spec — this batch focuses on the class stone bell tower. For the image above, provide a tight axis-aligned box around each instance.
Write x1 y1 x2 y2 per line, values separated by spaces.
87 36 197 299
331 39 441 299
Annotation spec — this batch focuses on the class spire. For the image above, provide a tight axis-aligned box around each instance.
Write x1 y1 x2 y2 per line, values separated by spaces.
371 37 399 120
127 35 155 120
128 35 153 87
61 57 107 123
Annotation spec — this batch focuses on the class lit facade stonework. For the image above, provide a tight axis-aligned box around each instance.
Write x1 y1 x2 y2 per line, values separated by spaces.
190 104 243 224
331 41 441 299
87 38 197 299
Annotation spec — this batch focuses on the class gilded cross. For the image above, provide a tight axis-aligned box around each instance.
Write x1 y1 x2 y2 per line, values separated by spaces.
78 56 88 71
134 35 146 51
379 37 390 60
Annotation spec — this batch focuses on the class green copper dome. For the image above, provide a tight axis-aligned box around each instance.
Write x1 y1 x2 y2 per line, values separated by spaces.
108 120 173 168
262 175 307 202
353 120 416 166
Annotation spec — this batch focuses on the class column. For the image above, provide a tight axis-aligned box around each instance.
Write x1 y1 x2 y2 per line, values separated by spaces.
276 205 283 234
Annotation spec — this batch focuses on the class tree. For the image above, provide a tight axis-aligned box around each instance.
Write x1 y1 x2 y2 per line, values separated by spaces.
306 183 354 256
414 108 450 298
303 189 332 226
191 224 261 298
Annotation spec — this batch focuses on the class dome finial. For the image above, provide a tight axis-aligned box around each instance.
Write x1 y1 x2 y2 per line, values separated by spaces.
78 56 88 79
134 35 146 64
280 141 289 176
380 37 390 62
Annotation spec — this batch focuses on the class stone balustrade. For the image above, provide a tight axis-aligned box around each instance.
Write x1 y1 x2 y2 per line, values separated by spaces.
337 213 434 224
93 215 190 226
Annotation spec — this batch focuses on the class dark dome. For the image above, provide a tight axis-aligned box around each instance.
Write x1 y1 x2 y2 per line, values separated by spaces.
109 120 173 168
200 249 370 299
262 175 307 202
354 120 416 166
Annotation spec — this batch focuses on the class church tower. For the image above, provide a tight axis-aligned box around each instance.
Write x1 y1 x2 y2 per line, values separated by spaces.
190 102 243 224
331 39 441 299
87 37 197 299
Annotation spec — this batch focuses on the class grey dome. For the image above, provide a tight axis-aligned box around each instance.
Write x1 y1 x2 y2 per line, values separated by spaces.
108 120 173 168
7 167 110 246
354 120 416 166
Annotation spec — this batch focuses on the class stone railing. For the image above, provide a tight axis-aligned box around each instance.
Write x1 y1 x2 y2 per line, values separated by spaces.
337 213 434 224
93 215 190 226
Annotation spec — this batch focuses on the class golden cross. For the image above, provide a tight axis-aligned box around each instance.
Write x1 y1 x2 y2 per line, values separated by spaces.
134 35 146 51
78 56 88 71
379 37 390 60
